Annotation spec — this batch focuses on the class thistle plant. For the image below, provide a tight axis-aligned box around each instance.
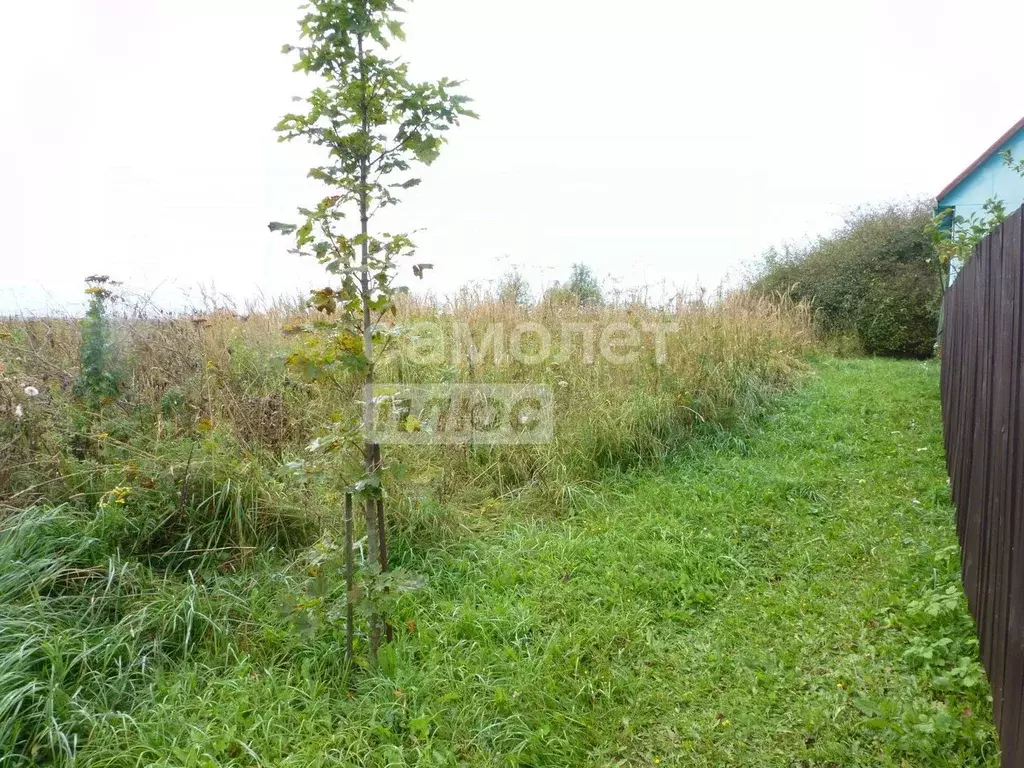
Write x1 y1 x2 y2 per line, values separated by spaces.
270 0 475 661
76 275 121 408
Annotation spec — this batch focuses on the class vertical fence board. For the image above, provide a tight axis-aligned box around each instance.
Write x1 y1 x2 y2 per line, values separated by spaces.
1005 213 1024 765
942 205 1024 767
1002 213 1024 765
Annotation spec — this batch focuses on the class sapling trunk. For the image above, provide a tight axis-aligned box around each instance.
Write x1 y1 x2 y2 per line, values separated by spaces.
356 30 384 661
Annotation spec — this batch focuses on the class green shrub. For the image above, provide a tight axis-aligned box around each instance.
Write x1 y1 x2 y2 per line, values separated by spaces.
751 202 941 358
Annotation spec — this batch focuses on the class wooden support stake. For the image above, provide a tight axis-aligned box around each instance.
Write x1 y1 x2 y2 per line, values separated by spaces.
344 492 354 663
376 496 393 643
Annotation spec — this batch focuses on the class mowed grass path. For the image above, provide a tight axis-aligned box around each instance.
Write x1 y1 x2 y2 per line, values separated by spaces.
96 359 998 767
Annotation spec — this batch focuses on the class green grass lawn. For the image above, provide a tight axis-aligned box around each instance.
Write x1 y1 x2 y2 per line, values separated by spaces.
73 359 999 765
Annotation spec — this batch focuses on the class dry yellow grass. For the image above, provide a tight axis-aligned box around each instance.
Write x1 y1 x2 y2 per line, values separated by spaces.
1 288 812 543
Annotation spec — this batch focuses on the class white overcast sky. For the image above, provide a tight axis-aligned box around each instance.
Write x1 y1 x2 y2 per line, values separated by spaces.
0 0 1021 313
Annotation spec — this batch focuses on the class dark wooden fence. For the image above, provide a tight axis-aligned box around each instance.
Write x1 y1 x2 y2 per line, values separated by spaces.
941 204 1024 765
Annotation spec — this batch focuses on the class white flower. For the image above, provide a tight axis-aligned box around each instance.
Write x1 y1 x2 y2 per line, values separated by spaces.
23 386 39 397
14 404 23 419
557 380 568 388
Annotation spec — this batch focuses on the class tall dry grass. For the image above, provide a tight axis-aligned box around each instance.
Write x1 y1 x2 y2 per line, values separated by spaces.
382 291 812 517
0 287 812 551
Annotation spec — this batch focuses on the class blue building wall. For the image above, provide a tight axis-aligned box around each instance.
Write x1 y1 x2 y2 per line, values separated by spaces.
938 125 1024 218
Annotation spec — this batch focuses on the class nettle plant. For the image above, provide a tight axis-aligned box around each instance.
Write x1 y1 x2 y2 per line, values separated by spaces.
271 0 475 662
